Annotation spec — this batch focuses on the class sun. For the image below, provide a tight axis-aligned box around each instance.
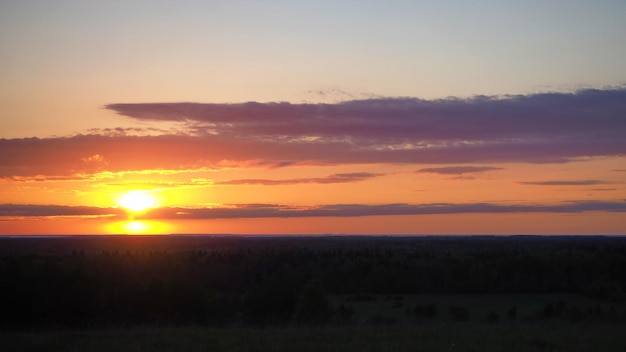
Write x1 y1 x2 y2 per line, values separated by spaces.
117 191 158 213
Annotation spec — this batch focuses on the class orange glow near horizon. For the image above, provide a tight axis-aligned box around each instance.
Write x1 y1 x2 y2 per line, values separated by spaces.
105 219 172 235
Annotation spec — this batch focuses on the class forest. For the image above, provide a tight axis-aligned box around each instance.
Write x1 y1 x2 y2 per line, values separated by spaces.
1 235 625 330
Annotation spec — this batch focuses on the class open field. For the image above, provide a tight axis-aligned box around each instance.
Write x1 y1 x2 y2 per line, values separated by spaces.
3 323 626 352
332 293 626 325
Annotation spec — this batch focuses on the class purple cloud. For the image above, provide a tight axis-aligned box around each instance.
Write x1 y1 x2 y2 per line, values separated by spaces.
106 88 626 150
416 166 503 175
217 172 383 186
520 180 606 186
2 88 626 178
99 88 626 166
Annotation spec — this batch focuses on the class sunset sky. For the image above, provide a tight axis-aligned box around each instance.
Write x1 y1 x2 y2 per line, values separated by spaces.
1 1 625 235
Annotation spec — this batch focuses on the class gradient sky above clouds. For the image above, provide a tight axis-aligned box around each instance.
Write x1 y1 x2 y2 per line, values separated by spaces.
1 0 625 234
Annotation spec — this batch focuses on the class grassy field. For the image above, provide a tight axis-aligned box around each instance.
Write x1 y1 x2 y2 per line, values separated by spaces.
3 293 625 351
332 293 625 325
2 323 626 352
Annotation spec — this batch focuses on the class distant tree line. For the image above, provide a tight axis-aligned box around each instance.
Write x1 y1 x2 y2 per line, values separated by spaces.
0 236 624 329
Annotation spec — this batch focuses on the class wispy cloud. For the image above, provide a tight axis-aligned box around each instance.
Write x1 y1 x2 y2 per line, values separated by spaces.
519 180 606 186
0 204 123 217
132 200 626 219
102 178 214 191
416 166 503 175
216 172 383 186
2 88 625 178
2 200 625 219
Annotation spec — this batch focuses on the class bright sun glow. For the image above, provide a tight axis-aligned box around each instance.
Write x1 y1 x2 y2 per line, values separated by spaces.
117 191 158 212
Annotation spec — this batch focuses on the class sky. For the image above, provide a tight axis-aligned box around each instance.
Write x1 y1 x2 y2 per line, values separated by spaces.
1 0 625 235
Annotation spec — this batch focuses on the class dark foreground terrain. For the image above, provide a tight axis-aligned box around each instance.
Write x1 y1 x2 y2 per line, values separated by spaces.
1 235 625 351
3 324 626 352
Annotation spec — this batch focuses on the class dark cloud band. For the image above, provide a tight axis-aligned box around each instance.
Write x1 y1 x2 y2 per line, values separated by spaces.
519 180 606 186
2 200 624 219
416 166 503 175
216 172 383 186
